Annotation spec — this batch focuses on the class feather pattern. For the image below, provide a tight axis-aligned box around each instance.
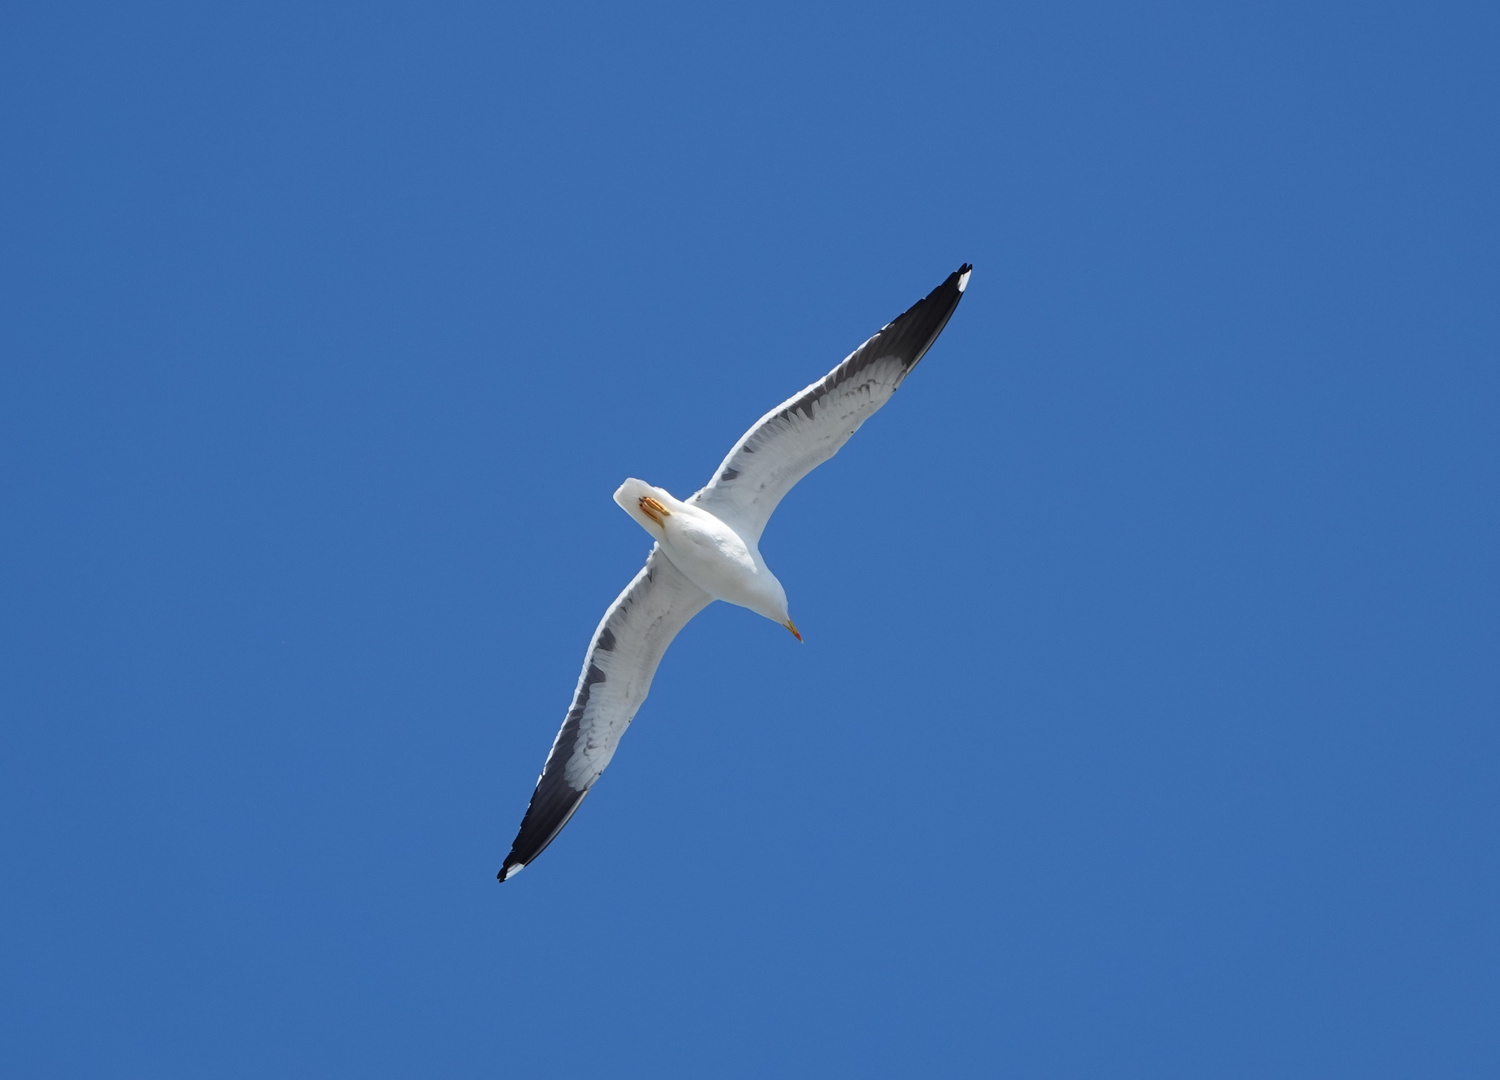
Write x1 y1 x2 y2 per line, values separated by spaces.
691 264 970 542
499 548 710 880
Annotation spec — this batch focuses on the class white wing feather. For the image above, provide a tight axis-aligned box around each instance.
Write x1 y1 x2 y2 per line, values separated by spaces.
500 547 709 879
692 265 971 542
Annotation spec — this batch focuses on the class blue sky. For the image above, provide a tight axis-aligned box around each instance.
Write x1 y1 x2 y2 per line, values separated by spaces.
2 2 1497 1076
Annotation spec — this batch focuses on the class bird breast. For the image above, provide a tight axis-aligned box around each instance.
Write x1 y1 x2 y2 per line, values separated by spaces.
659 506 772 610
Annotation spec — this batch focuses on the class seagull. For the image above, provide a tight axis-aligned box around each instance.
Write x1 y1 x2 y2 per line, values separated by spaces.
499 264 972 882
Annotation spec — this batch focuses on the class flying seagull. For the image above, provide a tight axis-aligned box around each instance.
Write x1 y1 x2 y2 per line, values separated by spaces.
499 263 972 882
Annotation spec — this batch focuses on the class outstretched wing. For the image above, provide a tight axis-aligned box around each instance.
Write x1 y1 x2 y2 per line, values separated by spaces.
690 264 971 543
499 548 711 881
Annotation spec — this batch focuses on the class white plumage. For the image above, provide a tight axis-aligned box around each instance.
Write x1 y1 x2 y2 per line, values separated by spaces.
500 264 971 882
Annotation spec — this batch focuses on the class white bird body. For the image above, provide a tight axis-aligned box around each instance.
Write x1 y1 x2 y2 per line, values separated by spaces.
613 478 791 627
499 264 971 882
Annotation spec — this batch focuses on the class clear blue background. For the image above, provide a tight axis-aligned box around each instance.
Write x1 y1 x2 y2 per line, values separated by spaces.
3 2 1497 1076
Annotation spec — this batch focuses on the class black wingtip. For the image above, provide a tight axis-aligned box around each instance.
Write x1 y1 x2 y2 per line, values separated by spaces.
869 262 972 378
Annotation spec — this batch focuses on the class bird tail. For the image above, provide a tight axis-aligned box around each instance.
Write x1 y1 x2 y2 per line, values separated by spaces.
613 478 675 535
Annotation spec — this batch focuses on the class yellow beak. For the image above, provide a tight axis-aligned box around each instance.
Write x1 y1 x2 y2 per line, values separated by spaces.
783 619 802 642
